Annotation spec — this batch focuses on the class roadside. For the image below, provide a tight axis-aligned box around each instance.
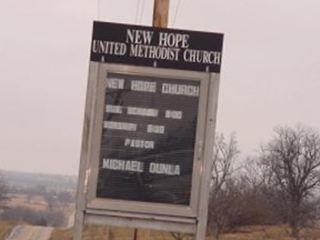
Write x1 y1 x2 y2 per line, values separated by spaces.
5 225 53 240
0 221 15 240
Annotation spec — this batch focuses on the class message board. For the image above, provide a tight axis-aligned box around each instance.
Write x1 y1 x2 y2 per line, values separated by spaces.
96 74 200 205
75 21 224 240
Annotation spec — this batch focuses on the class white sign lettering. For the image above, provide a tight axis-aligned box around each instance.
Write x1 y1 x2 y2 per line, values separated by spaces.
124 138 154 149
149 163 180 176
106 78 125 89
183 49 221 64
129 44 180 61
92 40 127 56
147 124 165 134
106 105 123 114
131 80 156 92
102 158 144 173
158 32 190 48
165 110 183 119
162 83 199 97
104 121 137 131
126 29 154 45
127 107 158 117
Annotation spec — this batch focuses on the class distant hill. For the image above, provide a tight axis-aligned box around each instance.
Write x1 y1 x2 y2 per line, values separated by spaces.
0 169 77 192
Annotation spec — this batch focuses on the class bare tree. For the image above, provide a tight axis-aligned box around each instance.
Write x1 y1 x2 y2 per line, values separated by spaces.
211 133 239 192
0 174 8 205
208 133 239 240
260 125 320 239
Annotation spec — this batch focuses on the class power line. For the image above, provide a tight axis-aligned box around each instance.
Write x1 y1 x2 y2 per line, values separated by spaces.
135 0 142 24
172 0 182 26
139 0 146 24
97 0 100 19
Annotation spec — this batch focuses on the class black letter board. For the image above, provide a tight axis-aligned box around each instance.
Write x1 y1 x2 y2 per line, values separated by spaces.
96 73 200 205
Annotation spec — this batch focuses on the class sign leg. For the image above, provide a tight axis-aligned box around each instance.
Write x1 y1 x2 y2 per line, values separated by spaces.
102 227 110 240
74 210 84 240
133 229 151 240
195 220 207 240
139 229 151 240
133 229 138 240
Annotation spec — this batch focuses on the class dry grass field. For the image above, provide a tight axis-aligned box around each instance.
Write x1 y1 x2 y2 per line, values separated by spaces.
50 226 184 240
0 220 16 240
5 194 48 211
208 225 320 240
49 225 320 240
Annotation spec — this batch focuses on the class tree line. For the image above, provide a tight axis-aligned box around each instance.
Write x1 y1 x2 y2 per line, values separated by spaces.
208 124 320 240
0 178 74 227
1 124 319 239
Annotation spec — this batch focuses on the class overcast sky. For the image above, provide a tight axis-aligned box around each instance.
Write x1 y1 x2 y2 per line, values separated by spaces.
0 0 320 175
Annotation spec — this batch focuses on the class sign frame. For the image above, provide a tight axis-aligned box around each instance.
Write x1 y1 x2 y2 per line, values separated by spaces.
86 63 209 217
74 21 222 240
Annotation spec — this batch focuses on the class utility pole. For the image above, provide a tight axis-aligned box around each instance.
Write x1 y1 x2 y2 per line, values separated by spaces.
153 0 170 28
132 1 170 240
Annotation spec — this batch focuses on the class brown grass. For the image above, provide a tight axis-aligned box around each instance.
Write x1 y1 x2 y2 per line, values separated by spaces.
5 194 47 211
49 225 320 240
208 225 320 240
0 220 16 240
50 226 178 240
50 225 128 240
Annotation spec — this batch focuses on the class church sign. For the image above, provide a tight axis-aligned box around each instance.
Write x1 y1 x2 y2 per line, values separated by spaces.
75 21 223 240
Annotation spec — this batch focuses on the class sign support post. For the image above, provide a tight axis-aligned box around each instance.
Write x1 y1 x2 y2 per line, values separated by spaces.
195 74 220 239
132 1 170 239
153 0 169 28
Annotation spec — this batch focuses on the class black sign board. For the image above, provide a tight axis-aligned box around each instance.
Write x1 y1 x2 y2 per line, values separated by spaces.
91 21 223 73
96 73 200 205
